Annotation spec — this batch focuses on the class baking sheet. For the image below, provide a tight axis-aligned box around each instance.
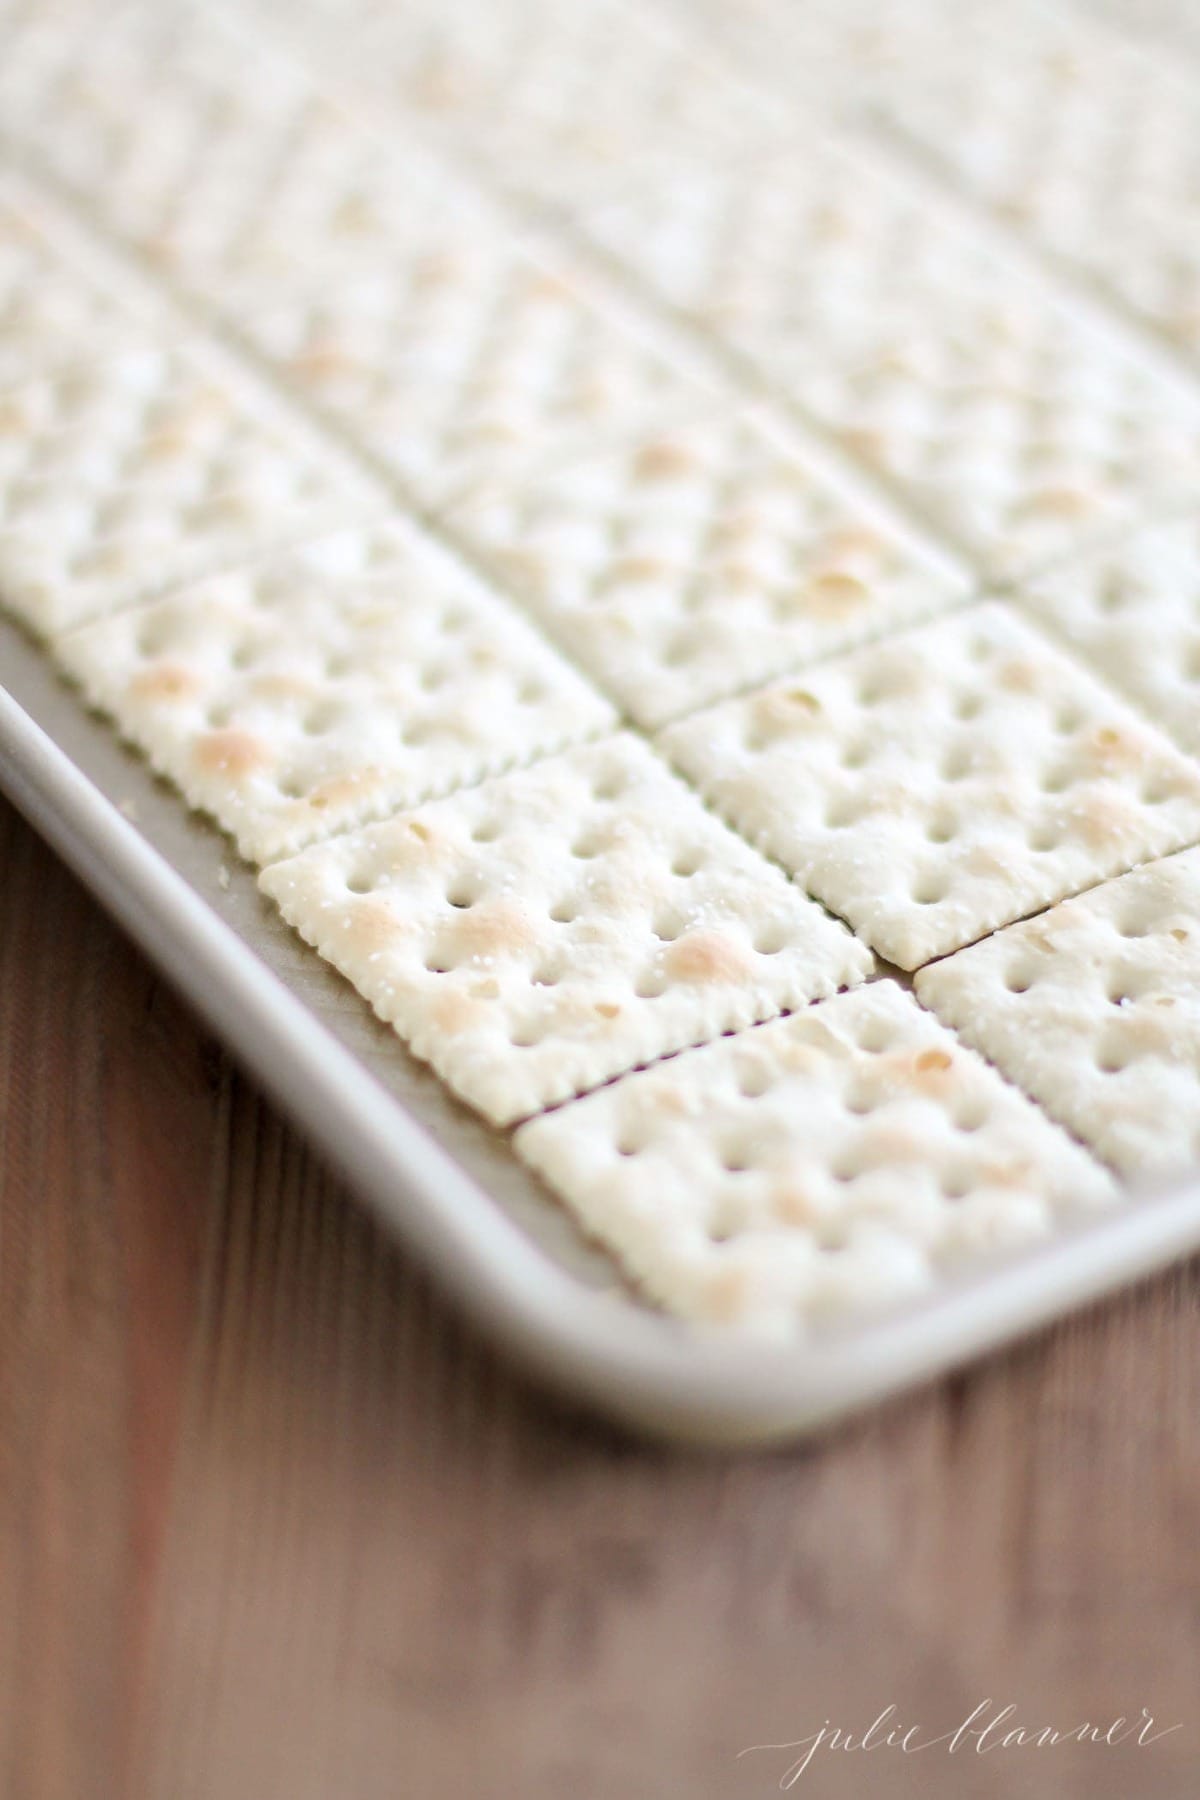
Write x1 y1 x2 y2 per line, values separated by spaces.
6 609 1200 1446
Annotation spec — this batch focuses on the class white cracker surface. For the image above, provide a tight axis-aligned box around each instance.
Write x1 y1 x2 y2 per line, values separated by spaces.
875 0 1200 366
0 0 492 315
0 341 375 635
57 518 617 863
1023 519 1200 758
515 980 1115 1336
660 603 1200 969
659 0 1016 112
240 249 715 509
261 0 792 213
0 169 172 389
447 409 968 727
583 131 1200 577
259 734 872 1124
915 850 1200 1179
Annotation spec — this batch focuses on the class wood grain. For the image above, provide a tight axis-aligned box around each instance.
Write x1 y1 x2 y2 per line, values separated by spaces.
1 792 1197 1800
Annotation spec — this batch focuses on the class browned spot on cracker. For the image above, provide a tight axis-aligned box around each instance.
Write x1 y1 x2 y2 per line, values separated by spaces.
411 251 469 290
807 571 870 613
429 989 487 1037
341 899 403 958
306 768 388 815
128 661 198 703
1072 790 1146 850
699 1264 753 1325
749 684 823 741
333 194 384 235
0 396 33 434
1079 723 1144 774
633 440 696 482
770 1184 816 1226
193 728 272 782
495 547 549 595
973 1157 1038 1190
825 525 885 560
641 1082 692 1119
611 553 670 583
437 899 541 963
290 344 354 384
411 54 472 109
141 428 195 463
523 270 574 304
856 1125 927 1169
1024 484 1096 520
714 559 762 594
995 655 1046 696
838 425 886 461
664 930 750 985
248 673 313 703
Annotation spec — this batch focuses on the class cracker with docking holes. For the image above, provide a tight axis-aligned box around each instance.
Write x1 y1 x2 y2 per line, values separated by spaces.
875 0 1200 365
659 603 1200 969
255 0 792 214
515 980 1116 1336
0 340 375 635
447 408 968 727
583 130 1200 578
57 517 617 863
0 0 494 315
915 850 1200 1180
1023 519 1200 759
240 247 717 510
0 168 176 390
258 734 873 1124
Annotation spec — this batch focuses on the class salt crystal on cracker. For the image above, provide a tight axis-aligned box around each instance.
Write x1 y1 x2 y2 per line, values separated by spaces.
258 733 872 1124
660 602 1200 969
515 980 1115 1336
58 517 616 863
915 849 1200 1179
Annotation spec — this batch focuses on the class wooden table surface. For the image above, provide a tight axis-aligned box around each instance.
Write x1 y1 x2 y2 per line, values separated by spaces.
1 789 1197 1800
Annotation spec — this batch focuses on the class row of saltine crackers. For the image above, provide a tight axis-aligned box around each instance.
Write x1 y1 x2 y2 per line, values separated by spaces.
7 0 1200 1334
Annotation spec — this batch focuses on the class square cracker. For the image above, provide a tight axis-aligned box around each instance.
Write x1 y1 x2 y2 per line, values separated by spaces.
874 0 1200 364
1023 519 1200 758
240 248 716 510
515 980 1115 1336
258 734 872 1125
659 602 1200 969
260 0 791 213
0 0 492 315
0 340 375 636
446 409 968 727
57 517 617 864
0 169 173 390
915 849 1200 1180
583 130 1200 578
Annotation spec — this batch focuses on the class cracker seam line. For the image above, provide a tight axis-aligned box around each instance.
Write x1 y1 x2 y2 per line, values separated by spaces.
197 0 979 585
8 0 1200 1165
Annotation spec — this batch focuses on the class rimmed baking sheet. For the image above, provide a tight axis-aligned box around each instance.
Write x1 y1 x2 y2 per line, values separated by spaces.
6 610 1200 1447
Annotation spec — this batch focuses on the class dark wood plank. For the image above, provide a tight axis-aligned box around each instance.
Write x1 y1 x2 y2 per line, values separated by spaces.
1 795 1197 1800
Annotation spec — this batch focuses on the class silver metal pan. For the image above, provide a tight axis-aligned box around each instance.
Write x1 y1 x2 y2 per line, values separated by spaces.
5 612 1200 1446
